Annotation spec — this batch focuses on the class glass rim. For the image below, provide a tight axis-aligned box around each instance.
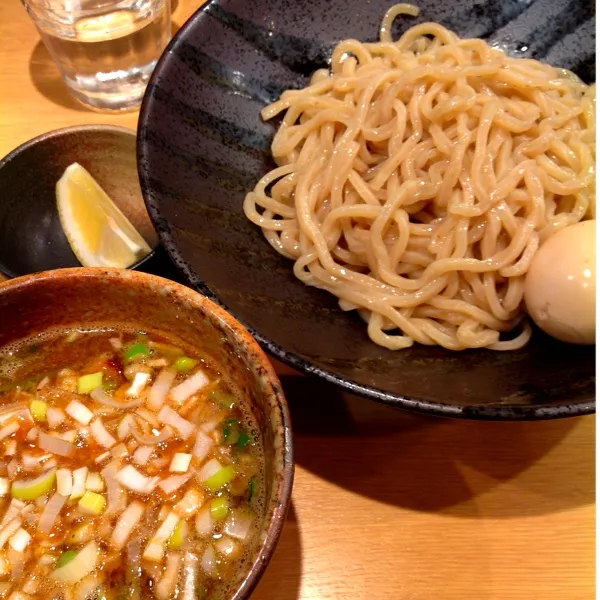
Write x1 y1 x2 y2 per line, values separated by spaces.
21 0 164 18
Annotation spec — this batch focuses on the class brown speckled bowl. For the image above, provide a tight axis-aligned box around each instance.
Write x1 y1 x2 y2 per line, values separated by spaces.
0 267 294 600
0 125 159 278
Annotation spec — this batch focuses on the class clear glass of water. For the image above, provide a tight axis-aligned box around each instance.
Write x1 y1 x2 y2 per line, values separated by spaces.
21 0 171 111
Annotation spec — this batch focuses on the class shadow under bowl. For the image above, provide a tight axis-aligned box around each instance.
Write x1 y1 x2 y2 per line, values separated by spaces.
0 267 294 600
0 125 159 278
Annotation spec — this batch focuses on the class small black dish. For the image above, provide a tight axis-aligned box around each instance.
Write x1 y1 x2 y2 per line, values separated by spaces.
138 0 595 420
0 125 159 278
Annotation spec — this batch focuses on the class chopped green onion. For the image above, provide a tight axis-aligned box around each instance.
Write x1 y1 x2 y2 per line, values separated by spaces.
167 519 187 549
124 343 149 362
237 431 251 449
56 550 77 569
78 491 106 515
12 468 56 501
204 466 236 491
30 399 48 422
77 372 103 395
248 477 256 502
210 497 230 520
67 523 94 545
223 419 251 449
210 390 236 410
102 378 118 393
223 419 239 444
172 356 199 373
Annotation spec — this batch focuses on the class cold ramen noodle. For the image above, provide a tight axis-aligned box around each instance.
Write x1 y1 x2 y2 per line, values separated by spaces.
0 330 264 600
244 3 596 351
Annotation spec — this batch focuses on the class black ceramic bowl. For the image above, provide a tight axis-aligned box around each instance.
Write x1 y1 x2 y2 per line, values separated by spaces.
138 0 596 420
0 125 159 278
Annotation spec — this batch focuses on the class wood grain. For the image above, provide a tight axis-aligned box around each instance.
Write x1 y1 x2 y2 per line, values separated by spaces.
0 1 595 598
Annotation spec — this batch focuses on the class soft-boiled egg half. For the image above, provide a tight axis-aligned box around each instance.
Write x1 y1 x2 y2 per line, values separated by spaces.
524 220 595 344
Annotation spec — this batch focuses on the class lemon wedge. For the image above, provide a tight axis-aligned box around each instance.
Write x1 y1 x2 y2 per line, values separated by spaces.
56 163 151 269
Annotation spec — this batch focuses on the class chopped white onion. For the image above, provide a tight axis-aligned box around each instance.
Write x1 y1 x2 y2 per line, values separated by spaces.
94 451 111 464
22 574 39 595
110 443 129 459
169 453 192 473
0 479 8 497
73 571 104 600
170 370 210 405
85 472 104 492
0 422 19 441
157 406 194 440
8 528 30 553
147 358 168 368
130 426 173 446
194 506 213 536
200 418 221 434
3 440 16 457
158 473 192 495
143 511 179 562
34 495 48 510
116 465 159 494
197 458 222 482
21 454 40 471
25 428 38 442
132 446 153 466
200 545 217 577
136 408 160 428
102 463 127 516
155 552 181 600
224 510 254 541
109 337 123 350
6 460 18 480
90 418 117 449
44 458 58 470
181 552 200 600
0 519 21 549
0 500 24 529
37 376 50 391
56 469 73 497
214 536 240 559
38 492 67 534
110 501 145 551
52 540 98 584
117 415 134 440
192 430 214 462
90 387 143 409
46 408 65 429
147 368 177 411
56 430 77 443
127 372 151 397
70 467 88 500
174 489 204 518
38 431 75 457
0 409 23 426
65 401 93 426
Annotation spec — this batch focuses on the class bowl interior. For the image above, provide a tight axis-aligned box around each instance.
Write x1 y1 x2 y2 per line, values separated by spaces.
0 268 293 599
0 126 159 278
138 0 595 419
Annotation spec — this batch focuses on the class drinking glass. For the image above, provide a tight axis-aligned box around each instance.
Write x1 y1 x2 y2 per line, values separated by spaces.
21 0 172 111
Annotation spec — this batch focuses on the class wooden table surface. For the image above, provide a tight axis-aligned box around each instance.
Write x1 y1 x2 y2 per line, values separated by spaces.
0 0 596 598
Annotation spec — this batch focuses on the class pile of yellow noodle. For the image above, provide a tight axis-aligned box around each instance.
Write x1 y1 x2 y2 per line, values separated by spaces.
243 3 596 350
